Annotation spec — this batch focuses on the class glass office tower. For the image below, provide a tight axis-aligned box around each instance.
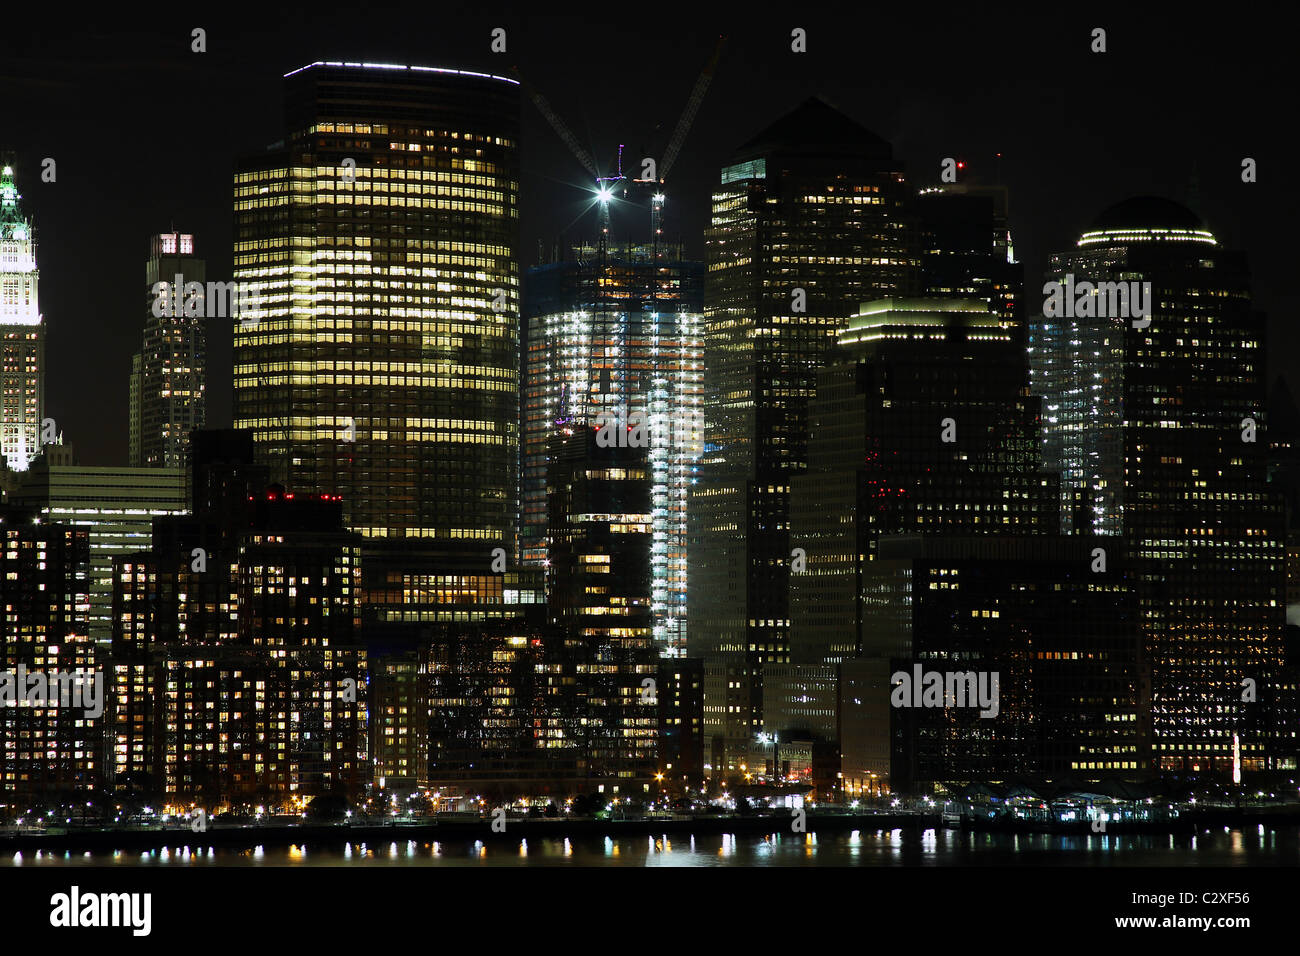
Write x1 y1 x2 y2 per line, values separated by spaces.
233 62 521 546
1031 197 1287 772
688 98 918 772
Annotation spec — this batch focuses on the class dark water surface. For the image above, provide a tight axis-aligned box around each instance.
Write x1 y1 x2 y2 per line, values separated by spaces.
9 825 1299 866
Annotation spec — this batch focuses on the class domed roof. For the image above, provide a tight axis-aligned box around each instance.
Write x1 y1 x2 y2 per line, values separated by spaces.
1091 196 1204 231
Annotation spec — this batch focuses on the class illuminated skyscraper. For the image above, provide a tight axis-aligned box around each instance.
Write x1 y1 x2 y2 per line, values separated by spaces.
1031 197 1287 772
0 164 43 472
524 242 703 654
233 62 521 546
130 231 207 469
688 99 918 772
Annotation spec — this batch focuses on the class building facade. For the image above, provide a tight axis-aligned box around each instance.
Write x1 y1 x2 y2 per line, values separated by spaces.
688 98 919 774
524 241 703 654
131 231 207 469
233 62 521 547
0 164 43 473
0 507 97 805
109 431 368 807
546 425 658 794
1030 198 1287 773
8 456 187 645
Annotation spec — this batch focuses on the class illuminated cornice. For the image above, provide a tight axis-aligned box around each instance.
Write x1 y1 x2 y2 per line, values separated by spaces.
1077 227 1216 247
284 61 520 85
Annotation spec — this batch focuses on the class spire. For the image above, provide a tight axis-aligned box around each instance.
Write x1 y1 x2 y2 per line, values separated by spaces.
0 164 28 239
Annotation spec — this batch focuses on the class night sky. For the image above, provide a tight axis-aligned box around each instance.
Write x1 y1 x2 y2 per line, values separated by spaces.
4 6 1293 466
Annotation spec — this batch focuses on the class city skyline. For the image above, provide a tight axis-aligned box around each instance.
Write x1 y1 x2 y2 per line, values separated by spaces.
2 24 1295 790
3 14 1298 945
1 11 1294 468
1 17 1298 926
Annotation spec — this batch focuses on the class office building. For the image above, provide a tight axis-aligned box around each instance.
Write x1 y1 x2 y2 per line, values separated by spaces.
915 182 1022 324
790 298 1055 667
688 98 919 773
130 231 207 469
862 535 1145 793
233 62 521 546
1030 197 1287 772
7 454 187 644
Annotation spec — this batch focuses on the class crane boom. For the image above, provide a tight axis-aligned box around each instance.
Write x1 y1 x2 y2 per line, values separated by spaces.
660 35 726 181
516 70 599 179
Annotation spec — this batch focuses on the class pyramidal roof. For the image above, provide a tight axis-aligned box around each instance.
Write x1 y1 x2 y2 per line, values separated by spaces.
733 97 893 160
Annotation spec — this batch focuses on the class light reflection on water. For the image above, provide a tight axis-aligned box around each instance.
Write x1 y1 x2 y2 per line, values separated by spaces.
6 826 1298 866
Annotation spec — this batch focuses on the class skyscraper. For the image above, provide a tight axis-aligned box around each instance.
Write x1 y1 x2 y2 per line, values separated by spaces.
524 241 703 654
0 164 43 472
914 183 1022 323
783 297 1073 792
790 298 1055 667
688 98 918 772
1031 197 1287 773
233 62 521 547
130 231 207 469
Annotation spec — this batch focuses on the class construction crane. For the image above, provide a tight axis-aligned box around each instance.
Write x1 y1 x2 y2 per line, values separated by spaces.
640 34 726 240
659 36 726 189
519 38 725 428
513 68 599 179
518 35 726 241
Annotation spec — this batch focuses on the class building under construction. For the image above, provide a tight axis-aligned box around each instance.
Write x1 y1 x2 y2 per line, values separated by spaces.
523 241 703 656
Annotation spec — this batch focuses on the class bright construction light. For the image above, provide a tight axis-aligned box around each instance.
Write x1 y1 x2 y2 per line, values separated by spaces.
597 187 613 202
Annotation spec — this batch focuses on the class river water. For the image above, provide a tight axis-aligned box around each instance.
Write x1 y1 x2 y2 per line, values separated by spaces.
8 825 1298 866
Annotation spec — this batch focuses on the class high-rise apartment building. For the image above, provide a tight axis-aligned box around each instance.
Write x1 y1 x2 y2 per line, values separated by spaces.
0 507 97 803
688 99 918 772
0 164 43 472
110 432 367 806
233 62 521 547
130 231 207 469
1030 197 1287 773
